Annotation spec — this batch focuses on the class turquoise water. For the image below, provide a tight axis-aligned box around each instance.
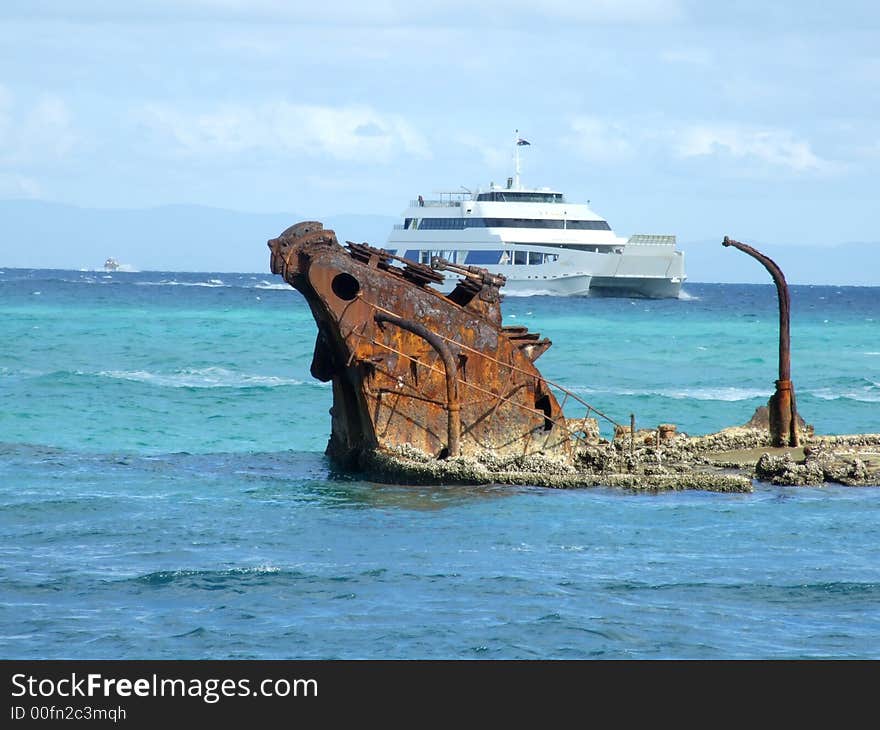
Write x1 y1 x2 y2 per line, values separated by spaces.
1 269 879 658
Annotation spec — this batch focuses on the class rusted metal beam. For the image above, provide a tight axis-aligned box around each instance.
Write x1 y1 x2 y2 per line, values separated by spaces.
722 236 799 447
374 312 460 458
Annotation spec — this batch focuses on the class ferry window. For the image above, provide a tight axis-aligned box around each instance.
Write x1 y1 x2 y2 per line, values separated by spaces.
546 254 559 263
404 218 413 229
514 250 527 265
475 192 563 203
404 250 420 261
418 218 466 230
528 252 543 265
467 218 611 230
465 250 504 265
418 217 611 230
567 220 611 230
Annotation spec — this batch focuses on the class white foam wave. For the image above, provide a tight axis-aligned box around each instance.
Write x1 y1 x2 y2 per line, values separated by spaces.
93 367 304 389
135 280 228 288
134 279 290 290
809 388 880 403
648 386 769 401
677 289 699 301
502 289 557 297
569 385 769 401
569 383 880 403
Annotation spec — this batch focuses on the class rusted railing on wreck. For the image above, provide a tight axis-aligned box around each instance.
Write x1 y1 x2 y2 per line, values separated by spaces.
353 297 624 448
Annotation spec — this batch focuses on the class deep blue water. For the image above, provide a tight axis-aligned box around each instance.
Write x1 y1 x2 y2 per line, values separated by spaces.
1 269 878 658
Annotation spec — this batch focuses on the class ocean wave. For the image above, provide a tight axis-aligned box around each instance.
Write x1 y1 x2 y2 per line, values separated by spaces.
604 580 880 602
135 279 228 288
569 385 770 402
567 382 880 403
131 278 290 290
809 387 880 403
132 566 286 587
93 367 305 389
502 289 556 297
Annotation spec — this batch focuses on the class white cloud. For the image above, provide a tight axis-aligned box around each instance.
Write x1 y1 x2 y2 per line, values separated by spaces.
3 0 686 26
0 172 41 198
453 133 511 173
566 115 834 174
565 116 637 163
852 139 880 160
139 102 430 163
659 47 712 66
674 125 827 172
0 86 76 166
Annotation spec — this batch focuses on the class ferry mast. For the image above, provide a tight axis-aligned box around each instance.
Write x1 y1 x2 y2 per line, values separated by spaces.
513 129 530 189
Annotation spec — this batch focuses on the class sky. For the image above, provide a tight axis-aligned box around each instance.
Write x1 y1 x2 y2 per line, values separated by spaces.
1 1 879 268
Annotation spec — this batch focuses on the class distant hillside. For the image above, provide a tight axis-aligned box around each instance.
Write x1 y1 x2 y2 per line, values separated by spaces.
0 200 396 273
0 200 877 284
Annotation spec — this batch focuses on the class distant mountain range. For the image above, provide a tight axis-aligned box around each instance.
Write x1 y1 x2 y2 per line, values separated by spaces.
1 200 877 285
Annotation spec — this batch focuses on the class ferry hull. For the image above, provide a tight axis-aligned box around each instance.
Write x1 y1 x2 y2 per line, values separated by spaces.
436 273 593 297
435 272 683 298
589 276 683 299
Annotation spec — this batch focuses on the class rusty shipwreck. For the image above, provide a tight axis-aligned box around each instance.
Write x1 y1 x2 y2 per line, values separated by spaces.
267 222 880 491
268 221 611 471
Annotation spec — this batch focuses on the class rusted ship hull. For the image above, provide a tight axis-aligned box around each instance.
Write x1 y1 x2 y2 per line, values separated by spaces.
268 222 574 469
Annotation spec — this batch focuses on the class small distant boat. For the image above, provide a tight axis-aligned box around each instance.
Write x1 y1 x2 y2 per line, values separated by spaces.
104 257 120 272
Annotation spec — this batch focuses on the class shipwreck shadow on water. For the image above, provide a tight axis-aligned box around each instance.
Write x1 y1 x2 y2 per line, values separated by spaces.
321 461 524 512
196 448 521 512
0 441 525 512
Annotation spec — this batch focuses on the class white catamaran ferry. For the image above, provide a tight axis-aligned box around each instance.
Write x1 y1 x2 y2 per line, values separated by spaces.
385 136 685 297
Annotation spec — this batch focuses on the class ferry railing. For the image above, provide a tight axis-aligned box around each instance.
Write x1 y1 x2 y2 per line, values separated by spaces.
409 199 462 208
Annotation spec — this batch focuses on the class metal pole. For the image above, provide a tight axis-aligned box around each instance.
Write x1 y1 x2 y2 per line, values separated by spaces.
722 237 799 446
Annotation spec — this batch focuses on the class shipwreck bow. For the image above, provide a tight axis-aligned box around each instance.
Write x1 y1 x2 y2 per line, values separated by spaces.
268 221 572 468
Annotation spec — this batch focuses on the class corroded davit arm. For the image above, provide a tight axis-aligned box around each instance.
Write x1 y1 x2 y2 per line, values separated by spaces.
374 313 460 458
722 236 799 447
